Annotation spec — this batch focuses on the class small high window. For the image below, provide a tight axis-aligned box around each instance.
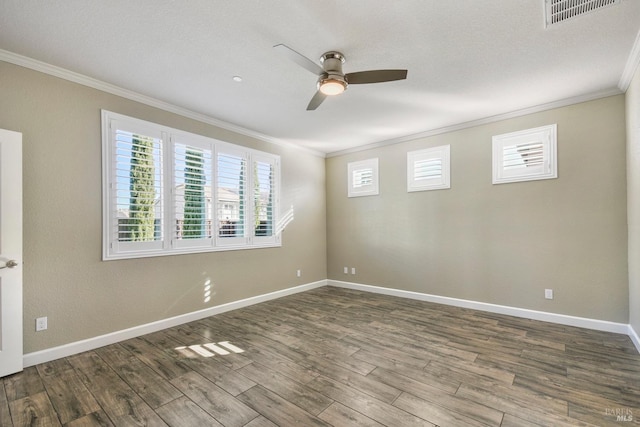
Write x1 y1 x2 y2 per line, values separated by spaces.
407 145 450 192
348 158 379 197
492 124 557 185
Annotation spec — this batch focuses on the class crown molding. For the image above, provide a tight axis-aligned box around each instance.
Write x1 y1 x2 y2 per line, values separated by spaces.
0 49 325 158
2 47 630 160
619 29 640 91
326 88 623 158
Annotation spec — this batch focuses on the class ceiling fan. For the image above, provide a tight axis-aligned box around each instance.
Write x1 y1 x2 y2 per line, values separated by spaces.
274 44 408 111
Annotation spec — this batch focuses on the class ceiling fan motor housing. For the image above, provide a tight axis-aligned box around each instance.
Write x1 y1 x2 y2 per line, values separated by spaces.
318 51 348 94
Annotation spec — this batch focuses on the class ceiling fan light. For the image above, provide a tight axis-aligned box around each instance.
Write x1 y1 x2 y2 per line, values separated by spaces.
319 79 346 96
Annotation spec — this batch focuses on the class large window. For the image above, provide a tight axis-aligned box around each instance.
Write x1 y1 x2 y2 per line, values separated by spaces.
102 111 280 260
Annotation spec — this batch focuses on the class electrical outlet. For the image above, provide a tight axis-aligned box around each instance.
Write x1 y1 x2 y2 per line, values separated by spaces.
545 289 553 300
296 269 301 277
36 317 48 331
344 266 348 274
351 267 356 275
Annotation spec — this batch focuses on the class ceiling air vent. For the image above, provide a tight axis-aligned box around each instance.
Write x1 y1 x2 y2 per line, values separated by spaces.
545 0 620 27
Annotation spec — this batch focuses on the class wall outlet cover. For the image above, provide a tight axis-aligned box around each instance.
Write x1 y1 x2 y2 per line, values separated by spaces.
36 317 48 331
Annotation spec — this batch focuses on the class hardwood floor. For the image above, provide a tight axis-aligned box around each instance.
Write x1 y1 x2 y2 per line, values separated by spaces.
2 286 639 426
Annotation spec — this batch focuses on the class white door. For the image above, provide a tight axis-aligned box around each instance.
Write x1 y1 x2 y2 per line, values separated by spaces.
0 129 23 377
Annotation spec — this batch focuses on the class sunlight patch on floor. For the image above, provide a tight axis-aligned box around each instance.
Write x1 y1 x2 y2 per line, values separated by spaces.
175 341 245 358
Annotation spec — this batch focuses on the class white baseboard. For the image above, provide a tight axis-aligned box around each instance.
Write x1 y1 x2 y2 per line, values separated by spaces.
629 325 640 353
23 280 327 368
328 280 631 335
23 278 639 367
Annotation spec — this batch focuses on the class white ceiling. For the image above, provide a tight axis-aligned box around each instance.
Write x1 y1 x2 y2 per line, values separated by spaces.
1 1 639 155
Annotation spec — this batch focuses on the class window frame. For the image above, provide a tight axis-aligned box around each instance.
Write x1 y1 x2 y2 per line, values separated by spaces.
347 158 379 198
102 110 281 260
492 124 558 185
407 145 451 192
251 152 280 247
214 145 250 249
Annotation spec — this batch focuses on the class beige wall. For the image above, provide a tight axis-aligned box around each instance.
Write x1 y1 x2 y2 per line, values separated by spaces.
0 62 327 353
628 67 640 334
0 58 632 356
327 96 629 323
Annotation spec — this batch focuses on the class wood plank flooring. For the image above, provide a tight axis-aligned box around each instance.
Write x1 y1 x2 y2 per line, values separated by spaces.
2 287 639 426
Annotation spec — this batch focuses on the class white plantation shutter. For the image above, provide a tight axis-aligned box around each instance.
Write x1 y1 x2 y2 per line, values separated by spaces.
407 145 450 192
172 138 213 249
253 154 280 245
348 158 379 197
493 124 557 184
353 168 373 188
414 158 442 180
502 142 545 171
102 111 281 260
106 120 165 256
216 149 247 246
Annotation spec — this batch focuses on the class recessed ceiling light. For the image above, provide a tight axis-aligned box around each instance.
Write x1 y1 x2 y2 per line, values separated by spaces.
232 76 243 82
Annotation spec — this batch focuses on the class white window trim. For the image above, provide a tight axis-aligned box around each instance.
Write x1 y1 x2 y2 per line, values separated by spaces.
347 158 379 198
492 124 557 185
102 110 281 260
407 145 450 192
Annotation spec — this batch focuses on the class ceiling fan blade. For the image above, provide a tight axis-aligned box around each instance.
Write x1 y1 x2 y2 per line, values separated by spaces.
274 44 324 75
346 69 408 84
306 91 327 110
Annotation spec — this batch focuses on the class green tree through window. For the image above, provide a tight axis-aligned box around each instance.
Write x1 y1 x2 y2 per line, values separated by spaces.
129 135 156 241
183 149 205 238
